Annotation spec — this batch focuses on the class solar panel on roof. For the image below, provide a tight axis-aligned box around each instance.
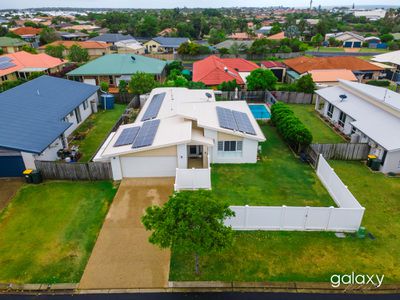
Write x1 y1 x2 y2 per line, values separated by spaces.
0 57 12 63
232 110 256 135
216 106 238 131
114 126 140 147
0 62 16 70
132 119 160 149
141 93 166 121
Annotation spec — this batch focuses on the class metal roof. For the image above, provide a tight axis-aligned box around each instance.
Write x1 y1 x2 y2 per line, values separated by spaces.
90 33 134 43
0 76 99 154
67 54 167 76
151 37 189 48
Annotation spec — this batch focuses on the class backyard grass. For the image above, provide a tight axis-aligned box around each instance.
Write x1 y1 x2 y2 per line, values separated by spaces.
286 104 344 144
0 181 118 283
70 104 126 162
170 161 400 283
211 124 334 206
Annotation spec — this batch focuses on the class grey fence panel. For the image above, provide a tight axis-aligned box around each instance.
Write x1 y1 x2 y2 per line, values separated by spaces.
272 91 314 104
35 161 112 180
310 143 370 161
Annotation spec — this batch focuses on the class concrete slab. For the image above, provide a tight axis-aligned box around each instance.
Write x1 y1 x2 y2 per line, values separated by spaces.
78 178 174 290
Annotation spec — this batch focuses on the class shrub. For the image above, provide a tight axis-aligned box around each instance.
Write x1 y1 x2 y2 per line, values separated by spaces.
271 102 313 152
366 80 390 87
218 79 239 91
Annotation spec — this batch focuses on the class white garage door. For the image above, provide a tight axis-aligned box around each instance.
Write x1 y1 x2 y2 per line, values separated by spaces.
120 156 177 178
84 78 97 86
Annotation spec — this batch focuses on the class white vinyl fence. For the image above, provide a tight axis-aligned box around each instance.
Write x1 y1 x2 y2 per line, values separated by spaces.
174 168 212 191
225 155 365 232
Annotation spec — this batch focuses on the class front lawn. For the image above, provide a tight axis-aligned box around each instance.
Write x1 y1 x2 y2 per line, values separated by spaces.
211 124 334 206
0 181 118 283
170 161 400 283
286 104 344 144
70 104 126 162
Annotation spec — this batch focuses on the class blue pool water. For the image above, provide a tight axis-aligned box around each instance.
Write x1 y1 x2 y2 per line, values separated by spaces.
249 104 271 119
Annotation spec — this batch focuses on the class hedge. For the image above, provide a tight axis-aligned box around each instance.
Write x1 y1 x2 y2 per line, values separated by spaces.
366 80 391 87
271 102 313 152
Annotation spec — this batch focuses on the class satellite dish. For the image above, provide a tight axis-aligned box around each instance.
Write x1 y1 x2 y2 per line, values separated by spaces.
205 92 212 99
339 94 347 102
131 56 136 61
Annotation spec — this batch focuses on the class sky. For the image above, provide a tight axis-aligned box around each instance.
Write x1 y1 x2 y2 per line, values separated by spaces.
0 0 399 9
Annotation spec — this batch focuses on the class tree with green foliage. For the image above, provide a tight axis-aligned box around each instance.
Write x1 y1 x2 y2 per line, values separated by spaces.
39 27 59 44
379 33 394 43
246 69 277 91
166 60 183 75
27 72 44 81
207 28 226 45
100 81 109 93
229 42 247 57
142 190 235 274
218 79 239 91
296 74 316 93
218 47 229 56
21 45 37 54
186 81 206 89
45 44 65 59
311 33 324 48
67 44 89 63
129 72 157 95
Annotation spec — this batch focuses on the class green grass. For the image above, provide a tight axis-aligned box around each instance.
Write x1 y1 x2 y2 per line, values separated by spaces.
211 124 334 206
71 104 126 162
0 181 118 283
170 161 400 283
286 104 344 144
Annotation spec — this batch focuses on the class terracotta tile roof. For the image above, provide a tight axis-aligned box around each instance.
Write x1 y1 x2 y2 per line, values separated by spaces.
308 69 357 83
0 51 65 77
11 27 42 36
261 61 285 68
40 40 112 50
267 31 285 40
284 56 383 74
193 55 259 85
229 32 251 40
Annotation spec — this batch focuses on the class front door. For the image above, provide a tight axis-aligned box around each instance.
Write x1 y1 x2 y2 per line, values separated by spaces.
188 145 202 158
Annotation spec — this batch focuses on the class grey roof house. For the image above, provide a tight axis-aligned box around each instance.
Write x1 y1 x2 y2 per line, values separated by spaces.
144 37 190 53
0 75 99 177
90 33 134 45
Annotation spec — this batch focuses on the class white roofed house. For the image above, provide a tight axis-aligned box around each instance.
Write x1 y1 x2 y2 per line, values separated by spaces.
94 88 265 189
315 80 400 174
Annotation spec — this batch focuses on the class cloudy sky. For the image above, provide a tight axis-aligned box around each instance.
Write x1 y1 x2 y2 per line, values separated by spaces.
0 0 399 9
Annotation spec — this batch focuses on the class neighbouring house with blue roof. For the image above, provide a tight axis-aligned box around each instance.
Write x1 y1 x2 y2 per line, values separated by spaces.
67 54 167 87
144 37 190 53
0 76 99 177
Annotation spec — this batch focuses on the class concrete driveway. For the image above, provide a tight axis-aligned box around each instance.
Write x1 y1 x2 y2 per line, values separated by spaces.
79 178 174 290
0 178 23 212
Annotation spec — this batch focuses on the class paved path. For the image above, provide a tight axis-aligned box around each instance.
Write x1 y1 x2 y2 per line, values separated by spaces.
0 178 23 212
79 178 175 290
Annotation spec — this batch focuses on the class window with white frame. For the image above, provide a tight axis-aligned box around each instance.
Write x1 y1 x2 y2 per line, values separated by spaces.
217 141 243 152
83 100 88 110
338 111 346 127
327 103 334 118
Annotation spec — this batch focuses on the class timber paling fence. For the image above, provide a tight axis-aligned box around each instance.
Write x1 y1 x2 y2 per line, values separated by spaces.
311 143 370 161
35 160 112 180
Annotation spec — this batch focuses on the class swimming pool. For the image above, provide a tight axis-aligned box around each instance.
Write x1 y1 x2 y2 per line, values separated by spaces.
248 104 271 119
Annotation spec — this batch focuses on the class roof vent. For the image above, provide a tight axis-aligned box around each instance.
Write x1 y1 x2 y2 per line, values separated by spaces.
224 66 228 72
36 89 40 96
131 56 136 62
339 94 347 102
